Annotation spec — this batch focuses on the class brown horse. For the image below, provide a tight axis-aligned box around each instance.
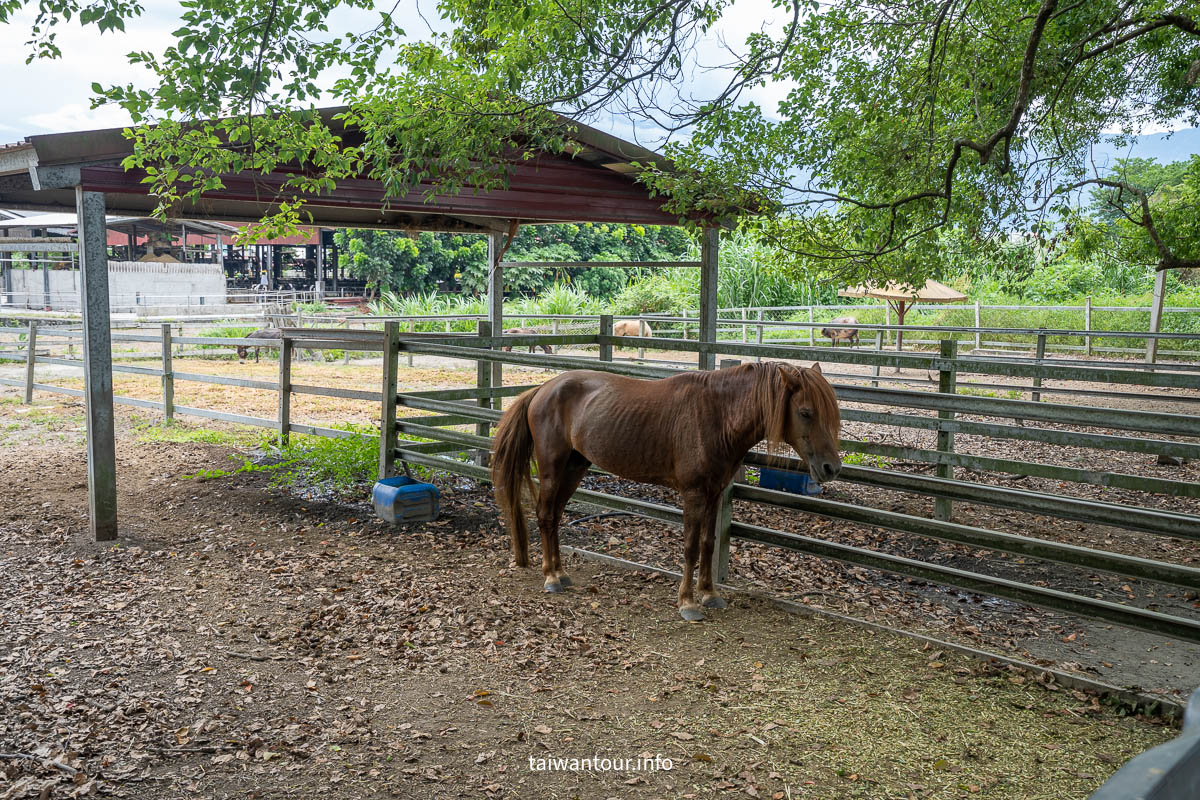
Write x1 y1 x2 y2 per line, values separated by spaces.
820 316 859 347
501 327 553 354
491 361 841 621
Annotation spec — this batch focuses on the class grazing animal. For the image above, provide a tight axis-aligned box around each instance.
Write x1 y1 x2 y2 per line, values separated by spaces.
612 319 654 338
491 361 841 621
237 328 282 363
501 327 553 354
820 316 859 347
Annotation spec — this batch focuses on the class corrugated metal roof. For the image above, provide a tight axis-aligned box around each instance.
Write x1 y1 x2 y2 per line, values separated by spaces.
0 106 731 229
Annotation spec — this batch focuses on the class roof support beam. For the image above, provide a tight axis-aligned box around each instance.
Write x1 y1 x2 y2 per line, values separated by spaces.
699 227 719 371
76 187 118 541
486 232 503 394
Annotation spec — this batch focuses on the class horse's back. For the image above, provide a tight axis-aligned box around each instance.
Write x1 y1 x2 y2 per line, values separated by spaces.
248 328 282 340
528 370 706 481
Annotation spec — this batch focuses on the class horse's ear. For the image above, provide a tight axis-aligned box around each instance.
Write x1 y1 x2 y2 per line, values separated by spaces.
810 362 823 375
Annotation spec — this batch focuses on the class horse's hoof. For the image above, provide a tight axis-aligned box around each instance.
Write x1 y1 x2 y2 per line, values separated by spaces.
679 606 706 622
702 596 728 609
558 574 573 587
544 582 564 594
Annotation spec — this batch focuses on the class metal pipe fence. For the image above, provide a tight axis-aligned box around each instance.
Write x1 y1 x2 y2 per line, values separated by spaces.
4 321 1200 648
379 326 1200 647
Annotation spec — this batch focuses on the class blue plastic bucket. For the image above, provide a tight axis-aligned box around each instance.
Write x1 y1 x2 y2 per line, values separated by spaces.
372 476 440 524
759 467 821 496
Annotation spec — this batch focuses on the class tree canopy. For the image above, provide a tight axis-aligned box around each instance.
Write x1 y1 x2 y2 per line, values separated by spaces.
335 222 693 299
4 0 1199 281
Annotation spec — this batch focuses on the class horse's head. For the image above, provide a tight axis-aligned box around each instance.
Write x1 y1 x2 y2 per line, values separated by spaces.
775 363 842 483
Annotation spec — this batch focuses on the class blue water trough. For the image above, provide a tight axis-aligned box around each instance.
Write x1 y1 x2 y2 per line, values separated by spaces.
373 476 440 524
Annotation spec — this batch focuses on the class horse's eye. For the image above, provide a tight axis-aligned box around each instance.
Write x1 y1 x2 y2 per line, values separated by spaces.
798 409 813 419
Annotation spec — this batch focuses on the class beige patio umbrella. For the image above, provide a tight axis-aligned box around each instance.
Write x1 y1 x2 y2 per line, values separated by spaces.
838 279 967 353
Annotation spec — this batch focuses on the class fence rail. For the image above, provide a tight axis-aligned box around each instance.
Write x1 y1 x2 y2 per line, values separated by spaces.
378 322 1200 647
4 319 1200 650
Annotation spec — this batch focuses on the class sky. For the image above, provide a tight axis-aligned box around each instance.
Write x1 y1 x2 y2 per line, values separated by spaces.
1 0 1197 169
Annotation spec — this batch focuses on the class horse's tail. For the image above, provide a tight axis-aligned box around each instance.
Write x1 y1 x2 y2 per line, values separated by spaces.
491 387 540 567
641 320 654 336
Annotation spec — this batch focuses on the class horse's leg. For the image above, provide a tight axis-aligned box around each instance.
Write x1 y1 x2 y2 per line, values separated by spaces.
535 450 588 593
677 493 708 621
543 452 589 590
695 495 727 610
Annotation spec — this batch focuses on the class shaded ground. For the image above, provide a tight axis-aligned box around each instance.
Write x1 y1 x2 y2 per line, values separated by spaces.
3 344 1198 702
0 399 1179 799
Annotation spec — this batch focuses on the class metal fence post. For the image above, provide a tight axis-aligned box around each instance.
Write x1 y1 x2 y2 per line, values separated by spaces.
807 306 815 346
935 339 957 522
974 301 981 351
755 309 764 362
406 320 414 368
1084 296 1093 356
161 323 174 422
871 330 883 388
475 320 492 467
1032 331 1047 403
741 308 748 343
1147 270 1166 364
599 314 613 363
23 321 36 404
278 334 293 448
379 321 399 478
713 358 740 583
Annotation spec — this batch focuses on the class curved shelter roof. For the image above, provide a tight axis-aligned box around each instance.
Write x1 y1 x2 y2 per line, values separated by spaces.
839 279 967 304
0 109 704 233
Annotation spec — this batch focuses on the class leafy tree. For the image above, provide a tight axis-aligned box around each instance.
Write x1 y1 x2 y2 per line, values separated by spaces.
8 0 1200 280
332 229 421 299
332 223 693 299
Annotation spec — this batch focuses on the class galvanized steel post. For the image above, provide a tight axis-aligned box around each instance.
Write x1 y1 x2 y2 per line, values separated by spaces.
698 227 718 371
1147 270 1166 364
935 339 957 522
755 309 764 362
487 234 504 391
23 321 36 404
475 320 492 467
379 321 400 478
76 188 118 542
714 358 740 583
1032 332 1047 403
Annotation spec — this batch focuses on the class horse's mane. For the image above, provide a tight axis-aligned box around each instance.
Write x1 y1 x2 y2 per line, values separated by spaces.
752 362 840 453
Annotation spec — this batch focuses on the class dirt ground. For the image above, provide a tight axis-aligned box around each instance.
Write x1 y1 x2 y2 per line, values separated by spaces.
0 394 1181 799
3 342 1199 703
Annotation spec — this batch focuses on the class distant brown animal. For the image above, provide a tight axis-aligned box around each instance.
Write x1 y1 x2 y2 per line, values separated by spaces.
491 361 842 621
501 328 553 354
612 319 653 338
237 328 282 363
820 316 859 347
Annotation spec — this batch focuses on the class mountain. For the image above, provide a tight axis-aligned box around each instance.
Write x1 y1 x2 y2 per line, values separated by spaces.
1089 128 1200 170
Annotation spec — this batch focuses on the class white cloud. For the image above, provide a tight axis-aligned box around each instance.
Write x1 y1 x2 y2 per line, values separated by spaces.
24 103 133 134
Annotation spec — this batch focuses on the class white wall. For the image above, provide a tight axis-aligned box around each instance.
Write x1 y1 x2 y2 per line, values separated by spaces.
3 261 226 311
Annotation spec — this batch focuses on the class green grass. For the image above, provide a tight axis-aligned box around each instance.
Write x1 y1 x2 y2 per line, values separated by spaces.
185 425 381 497
841 451 893 469
133 418 264 447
